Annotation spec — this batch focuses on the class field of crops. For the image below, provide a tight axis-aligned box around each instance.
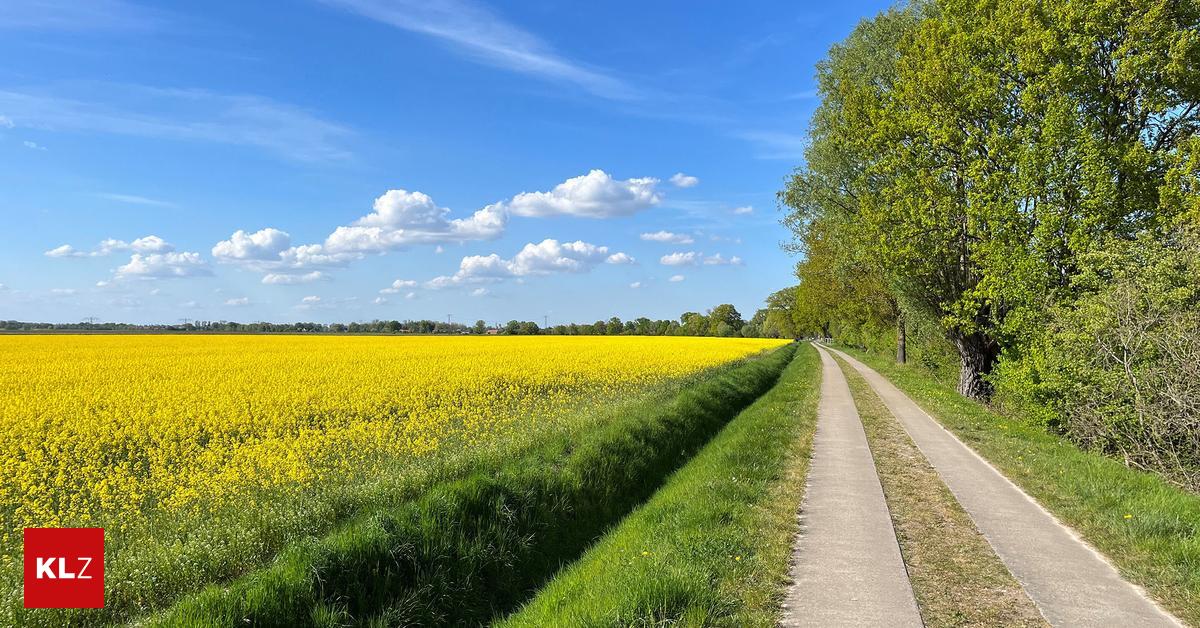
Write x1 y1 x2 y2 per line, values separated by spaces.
0 334 787 624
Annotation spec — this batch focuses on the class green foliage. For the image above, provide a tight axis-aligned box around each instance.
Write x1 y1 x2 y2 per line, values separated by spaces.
782 0 1200 400
998 231 1200 488
154 347 796 627
503 344 820 627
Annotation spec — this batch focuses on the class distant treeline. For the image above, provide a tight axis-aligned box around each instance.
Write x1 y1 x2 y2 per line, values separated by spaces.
0 302 797 338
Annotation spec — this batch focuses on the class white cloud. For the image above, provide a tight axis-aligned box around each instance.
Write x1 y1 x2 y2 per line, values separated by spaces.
213 228 292 261
23 140 46 151
262 271 327 285
95 280 110 288
427 238 630 288
732 205 754 215
373 296 388 305
629 281 642 289
224 297 250 306
658 251 742 267
669 274 685 282
0 115 12 128
405 291 416 299
505 170 661 218
605 252 635 265
660 251 699 266
321 189 507 254
379 279 418 294
45 244 83 258
640 230 694 245
130 235 173 253
46 235 173 258
435 245 444 254
301 295 321 304
669 172 699 188
116 251 210 279
180 300 200 309
321 0 636 100
0 283 8 290
470 287 489 297
703 253 744 266
49 288 77 295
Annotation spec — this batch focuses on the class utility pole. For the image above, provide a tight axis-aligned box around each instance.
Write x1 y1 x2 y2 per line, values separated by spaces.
544 315 548 328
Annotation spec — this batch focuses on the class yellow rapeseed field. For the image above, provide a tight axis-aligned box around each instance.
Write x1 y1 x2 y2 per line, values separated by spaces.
0 335 787 561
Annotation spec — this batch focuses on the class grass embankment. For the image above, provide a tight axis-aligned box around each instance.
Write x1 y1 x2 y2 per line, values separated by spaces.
152 344 797 626
837 345 1200 624
502 343 820 627
839 362 1046 627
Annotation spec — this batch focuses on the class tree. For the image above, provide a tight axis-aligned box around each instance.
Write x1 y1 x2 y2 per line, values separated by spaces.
473 320 487 334
706 304 744 336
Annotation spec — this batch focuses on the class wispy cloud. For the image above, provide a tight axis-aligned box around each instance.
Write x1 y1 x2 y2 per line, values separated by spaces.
735 130 808 160
320 0 638 100
0 0 162 31
96 193 177 208
0 83 354 163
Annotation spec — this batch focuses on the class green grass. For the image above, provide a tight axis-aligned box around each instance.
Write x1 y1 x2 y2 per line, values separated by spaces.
147 344 797 627
501 343 820 627
836 345 1200 624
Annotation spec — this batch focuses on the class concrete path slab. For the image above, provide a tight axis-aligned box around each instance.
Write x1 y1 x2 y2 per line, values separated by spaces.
780 346 921 628
822 345 1182 628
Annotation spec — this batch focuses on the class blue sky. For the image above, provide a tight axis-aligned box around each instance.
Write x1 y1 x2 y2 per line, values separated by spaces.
0 0 888 325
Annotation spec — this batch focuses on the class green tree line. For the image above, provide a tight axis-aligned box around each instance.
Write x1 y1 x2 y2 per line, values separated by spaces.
782 0 1200 487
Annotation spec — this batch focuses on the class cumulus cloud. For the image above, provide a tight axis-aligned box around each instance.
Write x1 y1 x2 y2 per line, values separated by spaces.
660 251 699 266
640 230 694 245
301 295 321 304
669 172 699 188
261 271 327 284
116 251 211 279
659 251 742 267
605 252 635 265
224 297 250 306
46 235 174 258
733 205 754 215
379 279 418 294
703 253 744 266
669 274 685 282
504 170 661 218
23 140 46 151
470 288 489 297
427 238 630 288
212 228 292 261
629 281 642 289
45 244 83 258
323 189 507 254
373 296 388 305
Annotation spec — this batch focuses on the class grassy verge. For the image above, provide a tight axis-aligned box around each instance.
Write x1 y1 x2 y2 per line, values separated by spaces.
149 344 797 627
501 343 820 627
839 360 1046 627
837 345 1200 625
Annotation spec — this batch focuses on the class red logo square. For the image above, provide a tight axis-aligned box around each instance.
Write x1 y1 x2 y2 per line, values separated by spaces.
23 528 104 609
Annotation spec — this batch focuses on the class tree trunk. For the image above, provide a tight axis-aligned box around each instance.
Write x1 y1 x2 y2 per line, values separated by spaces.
896 313 907 364
820 321 831 340
950 332 999 401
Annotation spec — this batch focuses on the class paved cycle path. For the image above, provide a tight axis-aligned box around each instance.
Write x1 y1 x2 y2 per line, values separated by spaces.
780 346 921 627
823 345 1182 627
